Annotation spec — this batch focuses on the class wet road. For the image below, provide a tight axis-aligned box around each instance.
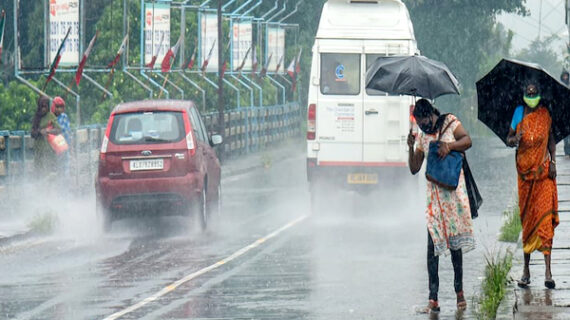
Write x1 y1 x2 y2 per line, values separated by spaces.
0 137 517 319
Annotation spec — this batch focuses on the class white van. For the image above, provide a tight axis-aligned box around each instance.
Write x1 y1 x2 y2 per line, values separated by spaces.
306 0 419 194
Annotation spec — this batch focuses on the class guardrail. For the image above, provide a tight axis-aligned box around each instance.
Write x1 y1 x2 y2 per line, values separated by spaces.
0 103 302 191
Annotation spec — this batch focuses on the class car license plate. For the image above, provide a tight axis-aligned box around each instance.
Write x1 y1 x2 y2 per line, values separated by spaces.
347 173 378 184
130 158 164 171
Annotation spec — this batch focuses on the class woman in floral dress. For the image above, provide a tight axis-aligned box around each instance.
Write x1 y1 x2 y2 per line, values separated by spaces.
407 98 475 314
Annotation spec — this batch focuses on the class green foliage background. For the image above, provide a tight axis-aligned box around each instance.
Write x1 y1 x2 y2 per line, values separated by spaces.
0 0 565 134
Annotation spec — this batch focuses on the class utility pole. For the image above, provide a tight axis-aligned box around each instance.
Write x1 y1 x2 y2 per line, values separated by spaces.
217 0 225 160
566 0 570 69
538 0 543 40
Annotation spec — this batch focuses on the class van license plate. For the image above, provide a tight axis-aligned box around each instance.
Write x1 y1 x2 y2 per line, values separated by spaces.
347 173 378 184
130 158 164 171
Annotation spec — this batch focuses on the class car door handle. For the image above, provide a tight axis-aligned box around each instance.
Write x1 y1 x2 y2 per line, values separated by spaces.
365 109 379 115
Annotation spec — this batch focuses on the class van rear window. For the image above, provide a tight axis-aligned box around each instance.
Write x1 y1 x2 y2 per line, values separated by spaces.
320 53 360 95
109 111 185 145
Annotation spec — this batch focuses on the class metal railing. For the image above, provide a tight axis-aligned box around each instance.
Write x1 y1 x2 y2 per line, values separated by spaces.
0 103 302 191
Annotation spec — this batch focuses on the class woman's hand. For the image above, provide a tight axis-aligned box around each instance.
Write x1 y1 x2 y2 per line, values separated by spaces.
507 130 523 147
437 142 451 158
407 129 415 149
549 161 557 179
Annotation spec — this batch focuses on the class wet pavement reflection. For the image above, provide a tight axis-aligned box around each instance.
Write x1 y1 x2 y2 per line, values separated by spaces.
0 137 518 319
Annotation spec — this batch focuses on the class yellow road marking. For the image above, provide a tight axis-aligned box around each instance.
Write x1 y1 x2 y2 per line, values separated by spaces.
103 215 307 320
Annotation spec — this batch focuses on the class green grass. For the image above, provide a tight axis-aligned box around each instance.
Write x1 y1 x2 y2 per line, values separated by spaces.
476 249 514 320
499 205 522 243
27 211 58 235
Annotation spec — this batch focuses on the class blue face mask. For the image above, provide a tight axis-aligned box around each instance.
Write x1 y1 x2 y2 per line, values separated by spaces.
524 95 540 108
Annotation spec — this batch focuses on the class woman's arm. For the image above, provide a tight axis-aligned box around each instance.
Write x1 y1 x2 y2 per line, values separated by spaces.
548 129 556 179
407 129 425 175
506 128 522 148
437 123 472 158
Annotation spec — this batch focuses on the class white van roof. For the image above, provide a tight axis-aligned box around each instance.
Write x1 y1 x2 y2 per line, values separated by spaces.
316 0 416 40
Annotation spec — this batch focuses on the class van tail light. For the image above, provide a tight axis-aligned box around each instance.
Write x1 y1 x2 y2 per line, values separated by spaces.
307 103 316 140
186 132 196 156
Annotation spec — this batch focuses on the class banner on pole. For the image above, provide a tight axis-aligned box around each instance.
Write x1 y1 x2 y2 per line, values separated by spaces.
199 13 219 72
49 0 80 66
232 20 252 71
266 26 285 73
144 2 170 66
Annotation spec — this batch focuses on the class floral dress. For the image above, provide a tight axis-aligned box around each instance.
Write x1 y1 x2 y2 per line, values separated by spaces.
416 114 475 256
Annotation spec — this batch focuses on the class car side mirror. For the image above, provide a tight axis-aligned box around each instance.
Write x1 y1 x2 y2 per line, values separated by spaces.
210 134 223 146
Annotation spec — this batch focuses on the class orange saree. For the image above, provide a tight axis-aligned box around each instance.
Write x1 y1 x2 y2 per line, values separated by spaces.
516 107 559 255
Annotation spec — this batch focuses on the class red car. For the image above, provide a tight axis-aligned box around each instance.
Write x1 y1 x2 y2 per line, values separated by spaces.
95 100 222 232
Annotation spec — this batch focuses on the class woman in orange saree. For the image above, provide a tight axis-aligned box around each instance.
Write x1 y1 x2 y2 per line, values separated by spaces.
507 84 559 289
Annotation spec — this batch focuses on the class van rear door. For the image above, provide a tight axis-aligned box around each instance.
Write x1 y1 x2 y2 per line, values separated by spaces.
317 42 363 165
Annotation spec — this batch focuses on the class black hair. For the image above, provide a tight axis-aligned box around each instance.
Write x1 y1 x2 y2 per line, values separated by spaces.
561 70 569 85
31 96 50 139
413 98 440 119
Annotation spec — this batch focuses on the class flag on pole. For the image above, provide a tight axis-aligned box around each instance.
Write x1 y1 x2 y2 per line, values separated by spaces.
161 35 182 73
295 48 302 74
235 46 251 74
146 32 165 69
251 46 258 77
75 30 99 86
0 10 6 64
201 40 216 75
107 34 129 68
286 57 295 79
46 27 71 85
219 37 232 79
286 57 297 92
274 55 284 74
260 53 272 78
185 46 197 70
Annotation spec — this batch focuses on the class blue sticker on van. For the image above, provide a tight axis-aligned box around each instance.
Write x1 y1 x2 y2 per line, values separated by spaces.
335 64 345 80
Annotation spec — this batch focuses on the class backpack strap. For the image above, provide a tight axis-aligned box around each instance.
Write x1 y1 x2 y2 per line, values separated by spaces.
437 114 456 142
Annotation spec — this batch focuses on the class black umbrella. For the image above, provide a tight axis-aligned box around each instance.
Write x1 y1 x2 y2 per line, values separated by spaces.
476 58 570 145
365 55 460 100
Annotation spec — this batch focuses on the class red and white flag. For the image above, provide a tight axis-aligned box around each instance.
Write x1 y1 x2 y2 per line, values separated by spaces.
107 34 128 69
220 60 228 79
185 46 197 70
274 55 284 74
146 32 165 69
295 48 302 74
161 35 182 73
0 10 6 64
251 47 258 77
46 27 71 85
235 46 251 74
219 37 232 79
286 58 295 79
260 53 272 78
201 40 216 75
75 30 99 86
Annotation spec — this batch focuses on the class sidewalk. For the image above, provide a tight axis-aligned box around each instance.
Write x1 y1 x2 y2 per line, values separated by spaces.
0 138 304 244
497 143 570 319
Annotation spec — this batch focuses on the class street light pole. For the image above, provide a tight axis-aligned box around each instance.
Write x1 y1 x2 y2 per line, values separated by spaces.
566 0 570 69
217 0 225 160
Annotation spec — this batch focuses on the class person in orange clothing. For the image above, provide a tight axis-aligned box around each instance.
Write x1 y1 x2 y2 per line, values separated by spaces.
506 83 559 289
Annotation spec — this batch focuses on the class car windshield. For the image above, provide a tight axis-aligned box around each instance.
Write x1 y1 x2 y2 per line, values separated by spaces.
109 111 185 145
